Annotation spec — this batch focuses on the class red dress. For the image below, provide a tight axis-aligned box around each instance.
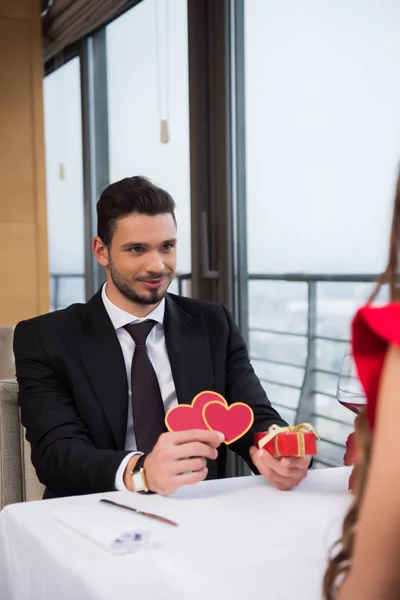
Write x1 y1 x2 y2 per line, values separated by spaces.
352 303 400 429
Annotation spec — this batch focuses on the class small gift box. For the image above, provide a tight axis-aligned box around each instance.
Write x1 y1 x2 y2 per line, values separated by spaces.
254 424 319 457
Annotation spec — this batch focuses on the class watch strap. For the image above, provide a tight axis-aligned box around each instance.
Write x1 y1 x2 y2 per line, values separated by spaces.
132 453 147 473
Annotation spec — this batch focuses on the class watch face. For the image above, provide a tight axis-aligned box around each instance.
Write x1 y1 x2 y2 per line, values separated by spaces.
132 470 145 492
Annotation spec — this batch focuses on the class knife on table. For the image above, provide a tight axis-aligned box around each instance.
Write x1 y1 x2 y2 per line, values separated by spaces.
99 498 178 527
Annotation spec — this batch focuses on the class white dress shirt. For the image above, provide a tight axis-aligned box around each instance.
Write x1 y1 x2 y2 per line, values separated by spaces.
101 284 178 490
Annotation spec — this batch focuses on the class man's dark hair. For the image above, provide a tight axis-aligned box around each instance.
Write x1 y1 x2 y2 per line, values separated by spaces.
97 176 176 246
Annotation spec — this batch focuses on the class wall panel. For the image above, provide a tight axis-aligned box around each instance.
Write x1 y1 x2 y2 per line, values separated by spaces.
0 0 49 324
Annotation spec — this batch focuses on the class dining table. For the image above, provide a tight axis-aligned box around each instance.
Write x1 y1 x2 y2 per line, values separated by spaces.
0 466 352 600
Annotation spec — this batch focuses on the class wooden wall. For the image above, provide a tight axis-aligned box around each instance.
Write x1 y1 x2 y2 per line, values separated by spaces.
0 0 49 325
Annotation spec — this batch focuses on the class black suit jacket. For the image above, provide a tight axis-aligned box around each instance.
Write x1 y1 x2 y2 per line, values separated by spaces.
13 291 287 497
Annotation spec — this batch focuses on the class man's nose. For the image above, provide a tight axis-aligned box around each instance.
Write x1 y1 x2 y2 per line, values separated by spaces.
146 251 165 273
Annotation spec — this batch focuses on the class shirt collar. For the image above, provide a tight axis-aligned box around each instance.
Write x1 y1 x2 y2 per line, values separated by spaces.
101 283 165 330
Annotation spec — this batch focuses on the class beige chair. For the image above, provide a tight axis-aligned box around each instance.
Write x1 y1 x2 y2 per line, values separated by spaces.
0 326 14 379
0 379 44 510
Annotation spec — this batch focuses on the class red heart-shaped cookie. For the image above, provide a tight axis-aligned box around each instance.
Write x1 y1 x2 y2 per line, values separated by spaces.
202 402 254 445
165 391 227 432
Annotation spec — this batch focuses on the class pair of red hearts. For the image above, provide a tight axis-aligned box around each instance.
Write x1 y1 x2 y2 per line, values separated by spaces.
165 391 254 445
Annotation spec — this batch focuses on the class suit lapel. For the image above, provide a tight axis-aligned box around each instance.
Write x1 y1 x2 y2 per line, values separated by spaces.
164 295 214 405
79 291 128 449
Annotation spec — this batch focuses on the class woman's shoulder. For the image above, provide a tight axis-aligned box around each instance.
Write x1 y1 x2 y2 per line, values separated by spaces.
353 303 400 347
352 303 400 427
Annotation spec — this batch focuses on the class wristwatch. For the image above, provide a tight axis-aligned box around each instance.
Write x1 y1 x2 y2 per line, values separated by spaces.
131 454 151 494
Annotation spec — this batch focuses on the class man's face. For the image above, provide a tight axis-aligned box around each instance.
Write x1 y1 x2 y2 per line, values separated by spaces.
94 212 177 307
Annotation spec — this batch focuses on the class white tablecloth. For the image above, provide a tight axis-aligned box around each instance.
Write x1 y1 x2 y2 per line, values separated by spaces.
0 467 352 600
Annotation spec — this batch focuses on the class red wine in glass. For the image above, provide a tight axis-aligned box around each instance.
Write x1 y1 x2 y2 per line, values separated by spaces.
337 398 366 415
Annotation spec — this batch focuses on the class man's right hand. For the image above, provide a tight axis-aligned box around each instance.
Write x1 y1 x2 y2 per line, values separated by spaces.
125 429 224 496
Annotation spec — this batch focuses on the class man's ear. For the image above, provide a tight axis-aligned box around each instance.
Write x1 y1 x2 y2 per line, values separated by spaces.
93 236 109 267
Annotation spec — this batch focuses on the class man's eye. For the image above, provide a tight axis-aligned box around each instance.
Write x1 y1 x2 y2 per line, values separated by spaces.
130 247 143 253
162 244 173 251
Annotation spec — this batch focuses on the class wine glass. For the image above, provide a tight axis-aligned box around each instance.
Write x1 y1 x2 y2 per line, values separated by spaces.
336 348 367 415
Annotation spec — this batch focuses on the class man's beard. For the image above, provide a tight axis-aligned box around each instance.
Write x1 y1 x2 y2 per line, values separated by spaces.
109 260 172 306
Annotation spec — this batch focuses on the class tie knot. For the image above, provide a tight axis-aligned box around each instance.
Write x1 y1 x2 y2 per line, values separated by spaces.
124 320 157 346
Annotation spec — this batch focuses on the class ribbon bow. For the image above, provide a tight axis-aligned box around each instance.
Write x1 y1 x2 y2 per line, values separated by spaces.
257 423 320 451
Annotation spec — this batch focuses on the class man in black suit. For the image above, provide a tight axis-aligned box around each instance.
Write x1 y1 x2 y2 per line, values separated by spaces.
14 176 311 498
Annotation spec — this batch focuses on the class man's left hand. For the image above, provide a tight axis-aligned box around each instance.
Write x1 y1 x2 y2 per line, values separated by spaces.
249 446 311 490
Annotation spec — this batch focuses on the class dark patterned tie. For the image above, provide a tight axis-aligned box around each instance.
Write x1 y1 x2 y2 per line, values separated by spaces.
124 320 166 454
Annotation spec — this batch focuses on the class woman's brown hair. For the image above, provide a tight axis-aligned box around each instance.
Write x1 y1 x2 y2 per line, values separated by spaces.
323 171 400 598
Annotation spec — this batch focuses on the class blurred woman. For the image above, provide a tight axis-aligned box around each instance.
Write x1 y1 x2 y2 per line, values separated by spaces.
324 173 400 599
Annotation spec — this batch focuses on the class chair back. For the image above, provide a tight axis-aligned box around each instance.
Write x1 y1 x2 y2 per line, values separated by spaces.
0 379 44 509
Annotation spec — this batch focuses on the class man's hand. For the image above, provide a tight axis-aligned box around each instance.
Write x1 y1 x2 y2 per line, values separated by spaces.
249 446 311 490
125 429 224 495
